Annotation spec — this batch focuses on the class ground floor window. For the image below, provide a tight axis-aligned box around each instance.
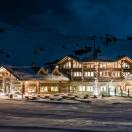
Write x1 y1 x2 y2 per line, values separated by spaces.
40 86 48 93
69 86 76 92
28 87 36 93
51 86 58 92
78 85 94 92
78 86 85 92
86 86 93 92
100 86 107 91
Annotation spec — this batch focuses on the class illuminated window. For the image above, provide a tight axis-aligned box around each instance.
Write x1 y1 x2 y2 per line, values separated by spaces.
100 86 107 91
73 61 82 68
122 63 130 69
100 72 103 77
105 72 108 77
113 62 121 68
86 86 93 92
85 64 94 68
84 72 94 77
40 86 48 92
63 61 71 69
100 63 107 68
73 72 82 77
51 86 58 92
91 72 94 77
100 71 109 77
112 72 120 77
78 86 85 92
28 87 36 93
69 86 76 92
123 72 130 77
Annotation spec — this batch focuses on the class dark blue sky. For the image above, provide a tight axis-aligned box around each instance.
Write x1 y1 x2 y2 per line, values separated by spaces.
0 0 132 65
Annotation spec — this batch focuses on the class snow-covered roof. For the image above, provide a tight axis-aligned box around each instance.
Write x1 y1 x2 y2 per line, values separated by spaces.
42 73 69 81
1 65 69 81
1 65 43 81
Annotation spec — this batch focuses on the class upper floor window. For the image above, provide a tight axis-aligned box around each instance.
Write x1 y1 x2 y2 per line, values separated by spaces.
73 72 82 77
73 61 82 68
84 72 94 77
122 62 130 69
63 61 71 69
112 71 120 77
100 72 103 77
99 63 107 68
113 62 121 68
100 71 109 77
84 64 95 69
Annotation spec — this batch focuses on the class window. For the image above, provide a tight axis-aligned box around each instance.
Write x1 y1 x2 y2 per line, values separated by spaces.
78 86 85 92
113 62 121 68
73 61 82 68
100 63 107 68
123 72 130 77
73 72 82 77
100 86 107 91
86 86 93 92
100 71 109 77
69 86 76 92
40 86 48 93
122 63 130 69
63 61 71 69
105 72 108 77
51 86 58 92
100 72 103 77
28 87 36 93
91 72 94 77
85 64 94 68
84 72 94 77
112 72 120 77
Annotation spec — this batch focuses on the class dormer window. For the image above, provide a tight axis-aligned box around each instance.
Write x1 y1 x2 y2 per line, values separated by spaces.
52 68 61 76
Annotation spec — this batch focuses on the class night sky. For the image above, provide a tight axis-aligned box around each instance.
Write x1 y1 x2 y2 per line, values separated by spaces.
0 0 132 66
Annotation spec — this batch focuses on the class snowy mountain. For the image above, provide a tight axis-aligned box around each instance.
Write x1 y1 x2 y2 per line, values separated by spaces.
0 28 131 66
0 1 132 66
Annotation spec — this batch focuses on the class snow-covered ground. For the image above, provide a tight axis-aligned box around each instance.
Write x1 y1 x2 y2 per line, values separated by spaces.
0 97 132 131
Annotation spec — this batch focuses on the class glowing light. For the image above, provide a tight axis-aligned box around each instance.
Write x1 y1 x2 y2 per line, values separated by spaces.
0 67 6 72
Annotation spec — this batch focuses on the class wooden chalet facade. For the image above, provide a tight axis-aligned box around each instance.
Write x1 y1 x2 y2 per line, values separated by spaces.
0 55 131 98
0 65 69 98
57 56 132 96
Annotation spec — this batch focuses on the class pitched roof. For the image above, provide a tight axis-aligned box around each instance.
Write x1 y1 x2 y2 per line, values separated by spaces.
1 65 69 81
57 55 132 63
42 73 69 81
1 65 44 81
